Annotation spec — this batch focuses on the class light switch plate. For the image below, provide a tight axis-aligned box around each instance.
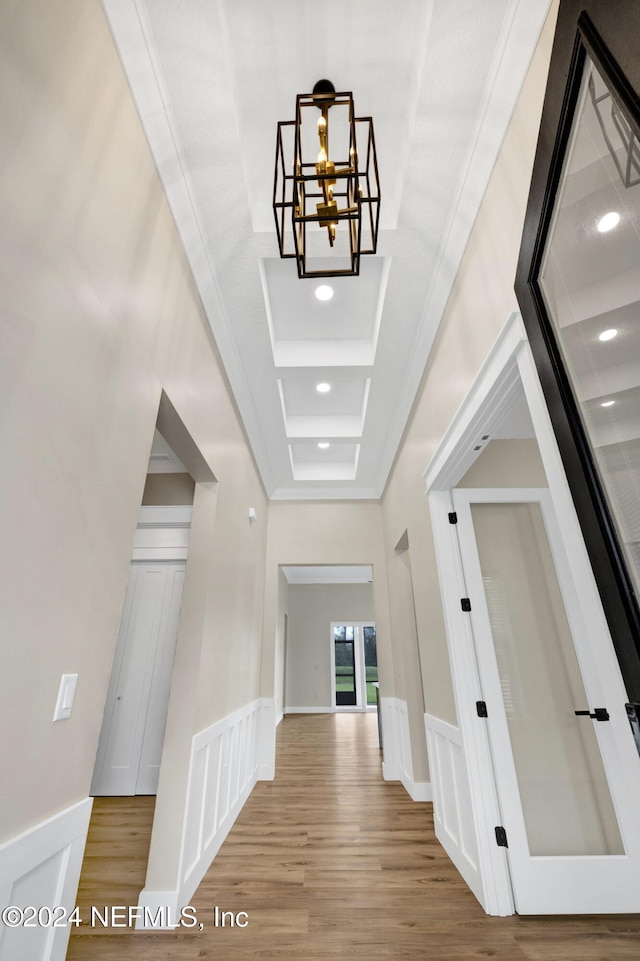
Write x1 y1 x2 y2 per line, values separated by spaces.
53 673 78 722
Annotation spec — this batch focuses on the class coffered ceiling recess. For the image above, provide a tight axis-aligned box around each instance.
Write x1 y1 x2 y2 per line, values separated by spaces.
102 0 551 499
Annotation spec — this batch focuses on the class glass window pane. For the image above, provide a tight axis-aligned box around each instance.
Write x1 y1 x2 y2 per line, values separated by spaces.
335 639 356 706
363 626 378 704
539 54 640 603
471 501 624 856
334 640 354 669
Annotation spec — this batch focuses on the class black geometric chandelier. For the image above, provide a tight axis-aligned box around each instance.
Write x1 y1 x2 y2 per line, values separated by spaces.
273 80 380 278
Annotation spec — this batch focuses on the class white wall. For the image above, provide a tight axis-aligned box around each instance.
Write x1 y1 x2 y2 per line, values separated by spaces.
285 582 375 710
458 439 548 488
380 3 559 729
262 501 394 703
142 472 196 505
0 0 268 912
260 502 431 795
385 542 429 781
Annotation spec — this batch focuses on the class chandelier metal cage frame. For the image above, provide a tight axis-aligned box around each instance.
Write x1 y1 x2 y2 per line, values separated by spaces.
273 81 381 278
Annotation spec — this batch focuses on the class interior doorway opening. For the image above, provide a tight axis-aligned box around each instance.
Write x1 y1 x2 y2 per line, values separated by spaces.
278 564 376 715
91 428 195 797
75 391 217 930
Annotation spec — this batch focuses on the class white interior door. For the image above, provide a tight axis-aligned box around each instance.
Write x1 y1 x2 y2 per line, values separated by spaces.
452 487 640 914
91 561 185 796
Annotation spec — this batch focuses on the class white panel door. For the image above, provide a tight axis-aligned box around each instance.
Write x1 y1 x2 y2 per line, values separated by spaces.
452 487 640 914
91 562 185 796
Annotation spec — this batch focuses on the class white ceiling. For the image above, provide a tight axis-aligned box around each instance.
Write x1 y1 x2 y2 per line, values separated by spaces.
148 429 188 474
102 0 551 499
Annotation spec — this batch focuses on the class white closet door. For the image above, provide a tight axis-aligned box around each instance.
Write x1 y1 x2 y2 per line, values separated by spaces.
91 562 185 796
135 565 185 793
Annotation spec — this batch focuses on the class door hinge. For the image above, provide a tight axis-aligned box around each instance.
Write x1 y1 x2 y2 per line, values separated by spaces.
476 700 488 718
495 826 508 848
448 512 458 524
575 708 610 721
461 598 472 612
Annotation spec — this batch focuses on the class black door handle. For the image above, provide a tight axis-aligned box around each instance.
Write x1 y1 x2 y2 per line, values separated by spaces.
575 708 610 721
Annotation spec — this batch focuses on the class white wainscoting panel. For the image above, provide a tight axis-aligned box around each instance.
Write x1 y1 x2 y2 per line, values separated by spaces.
381 697 431 802
0 798 92 961
138 697 274 928
258 697 276 780
425 713 484 905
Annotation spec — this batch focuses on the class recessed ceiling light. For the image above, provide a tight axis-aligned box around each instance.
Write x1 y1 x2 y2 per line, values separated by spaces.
599 328 618 342
601 400 615 407
317 442 330 449
316 382 331 393
597 211 620 233
315 285 334 302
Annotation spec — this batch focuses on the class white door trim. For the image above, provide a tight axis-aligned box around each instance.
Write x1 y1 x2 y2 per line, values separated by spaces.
132 506 192 561
425 312 525 493
424 311 640 915
136 506 193 528
428 489 513 915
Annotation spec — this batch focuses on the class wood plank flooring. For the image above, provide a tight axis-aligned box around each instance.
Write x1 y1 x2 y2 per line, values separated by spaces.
67 712 640 960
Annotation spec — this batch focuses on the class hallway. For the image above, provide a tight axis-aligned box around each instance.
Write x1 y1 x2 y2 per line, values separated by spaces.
67 714 640 960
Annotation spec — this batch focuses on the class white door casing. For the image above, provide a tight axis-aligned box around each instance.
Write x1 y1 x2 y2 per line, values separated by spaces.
425 312 640 915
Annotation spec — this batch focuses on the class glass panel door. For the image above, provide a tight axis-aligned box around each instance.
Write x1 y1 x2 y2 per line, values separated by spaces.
452 487 640 914
515 11 640 702
471 500 622 857
538 53 640 609
334 625 357 706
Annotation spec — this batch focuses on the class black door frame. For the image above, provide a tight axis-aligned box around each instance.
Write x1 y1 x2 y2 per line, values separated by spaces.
515 0 640 707
334 631 357 706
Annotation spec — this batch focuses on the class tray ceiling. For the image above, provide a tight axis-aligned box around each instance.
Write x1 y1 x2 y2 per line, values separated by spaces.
102 0 552 498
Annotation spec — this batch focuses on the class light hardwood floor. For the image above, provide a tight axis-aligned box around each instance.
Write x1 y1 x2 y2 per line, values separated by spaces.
67 712 640 960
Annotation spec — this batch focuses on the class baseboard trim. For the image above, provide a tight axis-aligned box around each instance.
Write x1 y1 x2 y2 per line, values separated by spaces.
381 760 398 781
380 697 432 803
425 713 487 911
284 706 333 714
400 773 432 803
0 797 93 961
434 819 485 908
